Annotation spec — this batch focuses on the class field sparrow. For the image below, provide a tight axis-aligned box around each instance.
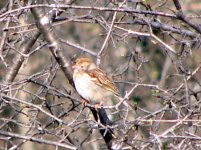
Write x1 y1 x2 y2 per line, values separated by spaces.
72 57 122 108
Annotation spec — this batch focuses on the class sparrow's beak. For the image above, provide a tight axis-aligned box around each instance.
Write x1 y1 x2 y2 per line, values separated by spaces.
72 64 77 69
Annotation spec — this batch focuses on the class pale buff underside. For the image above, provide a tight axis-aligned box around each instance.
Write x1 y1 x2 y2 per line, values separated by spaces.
73 70 116 104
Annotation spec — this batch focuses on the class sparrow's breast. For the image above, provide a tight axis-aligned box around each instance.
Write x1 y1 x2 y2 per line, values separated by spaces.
73 72 112 103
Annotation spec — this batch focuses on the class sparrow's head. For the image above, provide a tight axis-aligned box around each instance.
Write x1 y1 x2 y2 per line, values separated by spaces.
72 57 96 71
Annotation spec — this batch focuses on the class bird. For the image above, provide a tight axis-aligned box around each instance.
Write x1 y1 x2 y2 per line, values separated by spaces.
72 57 123 109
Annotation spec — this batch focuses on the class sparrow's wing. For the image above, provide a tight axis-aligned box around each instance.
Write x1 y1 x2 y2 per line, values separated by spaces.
88 68 120 96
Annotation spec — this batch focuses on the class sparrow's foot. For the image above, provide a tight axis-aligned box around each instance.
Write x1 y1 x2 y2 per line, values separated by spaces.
82 99 89 107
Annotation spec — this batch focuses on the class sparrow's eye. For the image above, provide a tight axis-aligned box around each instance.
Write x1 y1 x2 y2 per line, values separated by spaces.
81 65 84 69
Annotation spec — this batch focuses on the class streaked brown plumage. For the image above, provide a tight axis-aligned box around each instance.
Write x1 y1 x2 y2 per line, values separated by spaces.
72 57 120 105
